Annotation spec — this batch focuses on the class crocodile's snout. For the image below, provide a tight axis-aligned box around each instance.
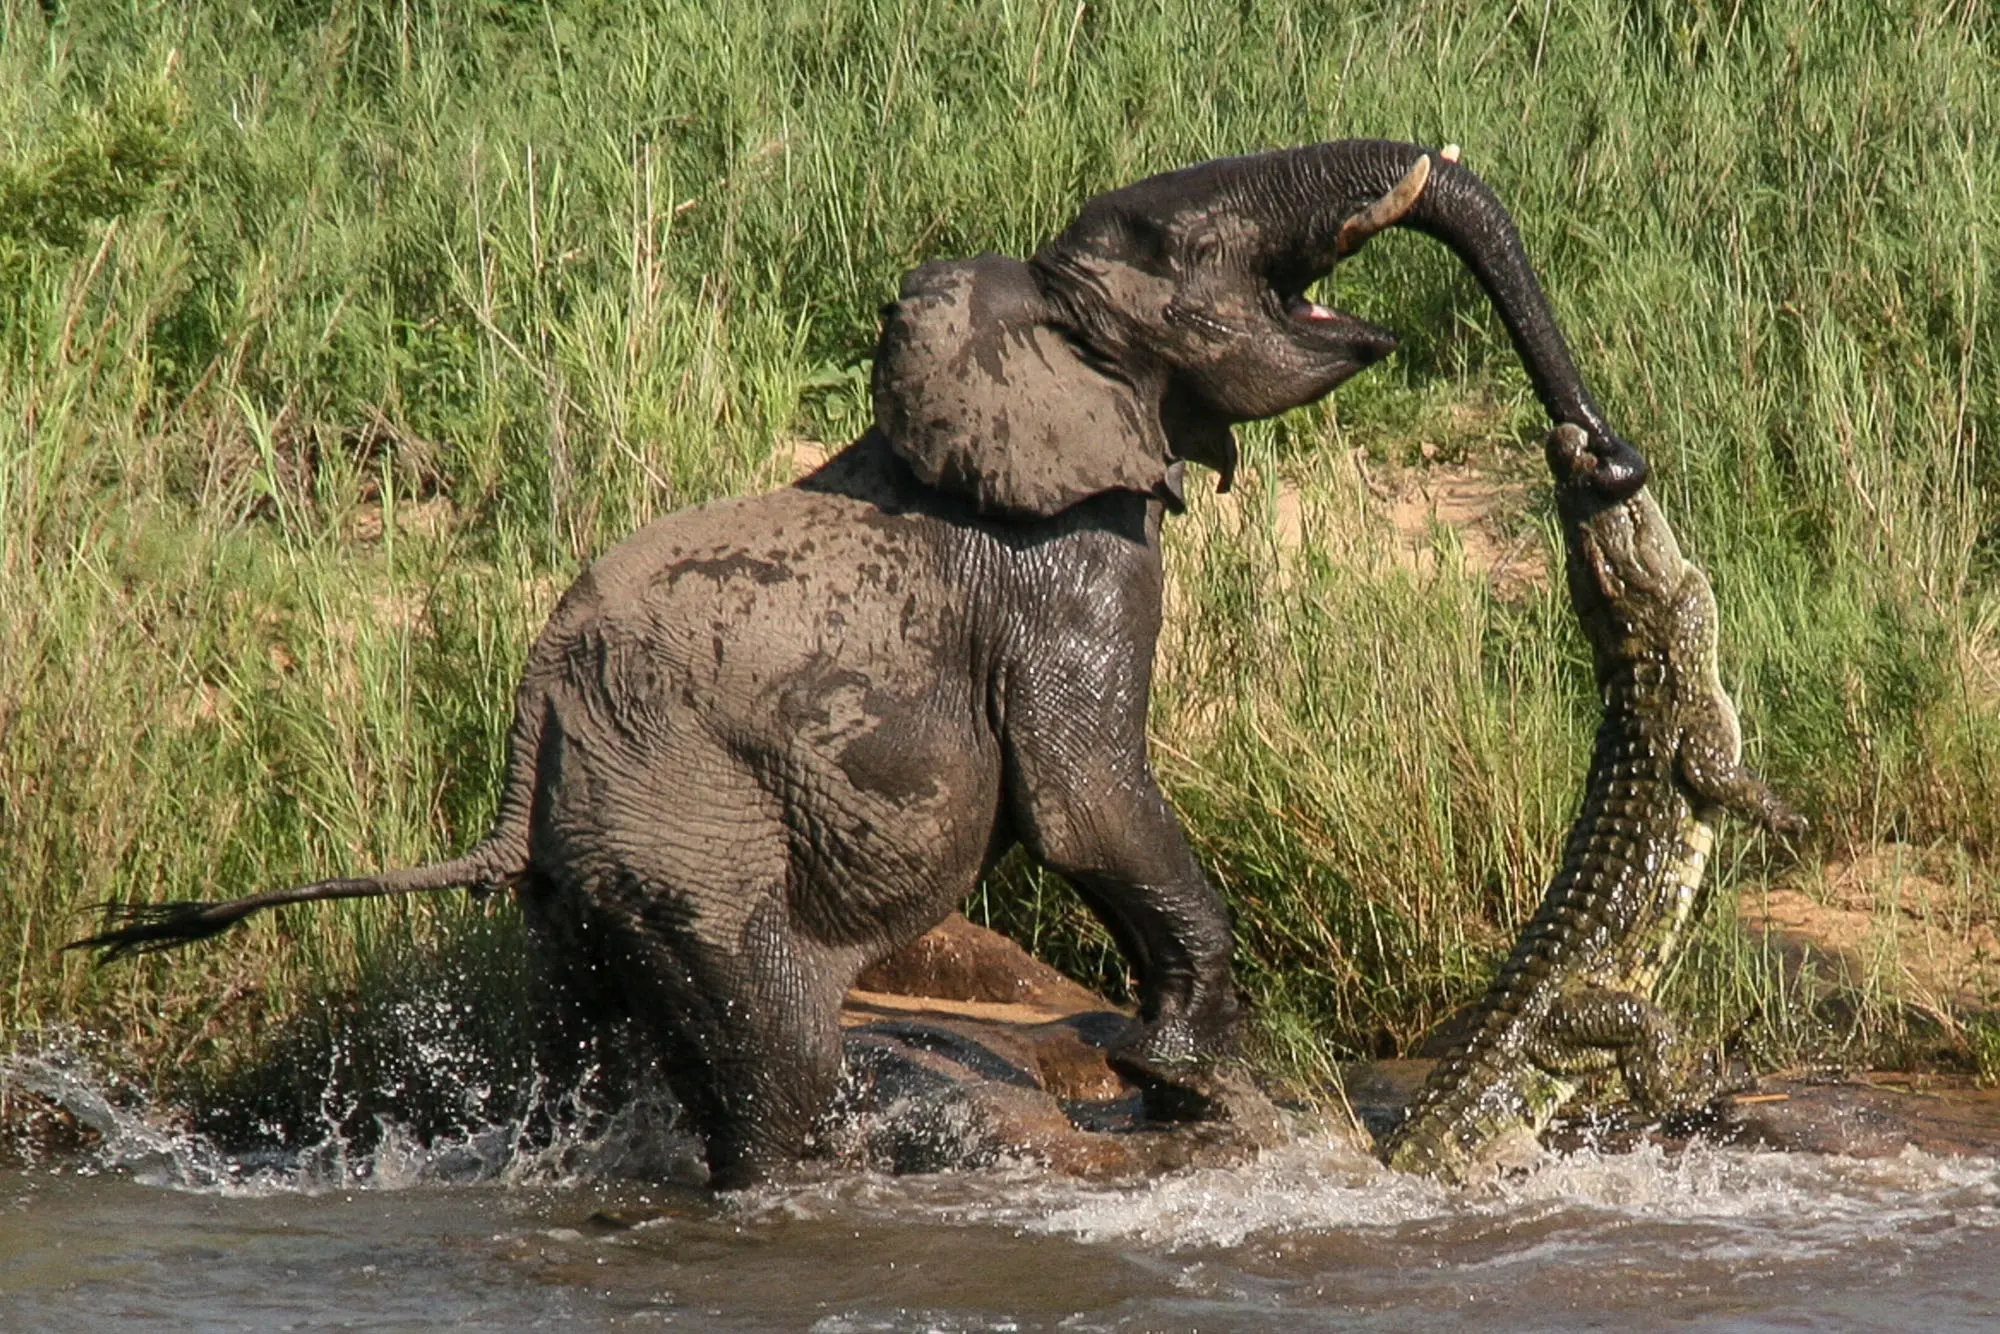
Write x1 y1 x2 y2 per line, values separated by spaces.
1547 422 1649 498
1545 423 1594 483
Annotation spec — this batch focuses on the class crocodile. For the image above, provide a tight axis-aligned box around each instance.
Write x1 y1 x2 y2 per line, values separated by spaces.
1379 423 1804 1184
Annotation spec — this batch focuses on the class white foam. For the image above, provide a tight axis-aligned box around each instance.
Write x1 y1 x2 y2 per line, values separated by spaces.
726 1129 2000 1264
967 1135 2000 1255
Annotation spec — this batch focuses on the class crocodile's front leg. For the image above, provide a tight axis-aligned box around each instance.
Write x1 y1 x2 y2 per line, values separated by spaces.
1669 569 1807 839
1677 733 1806 837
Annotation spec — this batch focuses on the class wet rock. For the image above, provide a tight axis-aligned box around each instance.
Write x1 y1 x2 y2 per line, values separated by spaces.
0 1086 103 1168
1717 1075 2000 1159
1338 1058 1436 1145
854 913 1109 1012
837 918 1289 1179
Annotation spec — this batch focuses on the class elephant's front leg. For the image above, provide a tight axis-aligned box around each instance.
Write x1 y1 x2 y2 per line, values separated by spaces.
1053 787 1245 1081
1002 649 1241 1082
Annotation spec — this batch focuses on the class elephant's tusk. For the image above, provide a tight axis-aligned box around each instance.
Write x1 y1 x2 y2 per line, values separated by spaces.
1441 143 1462 163
1335 154 1433 259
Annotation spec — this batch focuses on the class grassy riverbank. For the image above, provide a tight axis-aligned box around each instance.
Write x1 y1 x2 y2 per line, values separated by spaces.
4 1 1996 1128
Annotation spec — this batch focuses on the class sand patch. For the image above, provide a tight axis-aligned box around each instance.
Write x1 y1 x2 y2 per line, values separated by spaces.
347 495 459 544
774 437 830 483
1378 461 1544 593
1186 450 1549 594
1740 848 2000 1022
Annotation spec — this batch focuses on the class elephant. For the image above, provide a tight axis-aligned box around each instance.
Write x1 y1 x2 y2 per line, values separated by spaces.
74 139 1648 1187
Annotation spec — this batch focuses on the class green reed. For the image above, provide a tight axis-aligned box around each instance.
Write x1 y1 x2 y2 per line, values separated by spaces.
2 1 1993 1122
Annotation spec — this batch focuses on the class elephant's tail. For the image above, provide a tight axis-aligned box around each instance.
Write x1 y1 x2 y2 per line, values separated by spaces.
64 845 521 962
68 698 549 964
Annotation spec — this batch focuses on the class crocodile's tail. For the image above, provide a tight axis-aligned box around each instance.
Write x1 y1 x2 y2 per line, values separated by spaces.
68 697 548 963
1381 1059 1576 1184
1380 1117 1477 1185
1379 1044 1518 1183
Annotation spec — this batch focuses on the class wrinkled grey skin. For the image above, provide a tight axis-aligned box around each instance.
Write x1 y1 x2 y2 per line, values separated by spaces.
74 140 1646 1187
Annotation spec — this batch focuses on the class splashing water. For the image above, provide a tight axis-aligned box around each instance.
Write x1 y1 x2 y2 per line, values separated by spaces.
727 1128 2000 1252
1 1038 707 1195
6 1042 2000 1332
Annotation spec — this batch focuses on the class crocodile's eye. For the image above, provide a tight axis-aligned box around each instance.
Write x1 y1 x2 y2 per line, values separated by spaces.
1584 531 1628 603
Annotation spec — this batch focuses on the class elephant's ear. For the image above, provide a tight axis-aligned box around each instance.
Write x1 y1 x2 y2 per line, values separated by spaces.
872 254 1174 518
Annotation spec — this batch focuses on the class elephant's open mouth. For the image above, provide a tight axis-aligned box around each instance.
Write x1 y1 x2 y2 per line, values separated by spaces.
1287 295 1341 323
1279 287 1398 368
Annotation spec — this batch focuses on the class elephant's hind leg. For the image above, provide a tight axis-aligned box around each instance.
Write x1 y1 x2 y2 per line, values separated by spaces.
711 899 853 1187
621 892 851 1189
517 873 653 1148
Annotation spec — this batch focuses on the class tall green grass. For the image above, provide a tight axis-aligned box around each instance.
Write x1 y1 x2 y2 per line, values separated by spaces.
3 0 1995 1120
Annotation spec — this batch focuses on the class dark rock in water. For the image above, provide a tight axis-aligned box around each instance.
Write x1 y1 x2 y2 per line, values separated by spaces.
1716 1075 2000 1159
836 918 1290 1178
1346 1059 2000 1171
1338 1059 1434 1139
0 1087 103 1168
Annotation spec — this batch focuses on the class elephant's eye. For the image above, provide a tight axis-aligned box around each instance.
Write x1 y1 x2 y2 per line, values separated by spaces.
1186 233 1223 267
1117 214 1173 272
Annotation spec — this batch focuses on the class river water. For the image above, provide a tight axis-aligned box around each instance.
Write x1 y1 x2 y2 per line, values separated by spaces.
6 1052 2000 1332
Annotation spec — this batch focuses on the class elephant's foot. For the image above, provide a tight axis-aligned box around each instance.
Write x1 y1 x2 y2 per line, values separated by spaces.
1109 1052 1291 1149
698 1083 847 1192
1108 995 1286 1145
1106 996 1244 1102
702 1107 835 1191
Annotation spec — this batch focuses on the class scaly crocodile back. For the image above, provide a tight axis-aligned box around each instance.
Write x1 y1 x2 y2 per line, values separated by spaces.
1376 432 1799 1184
1380 665 1710 1181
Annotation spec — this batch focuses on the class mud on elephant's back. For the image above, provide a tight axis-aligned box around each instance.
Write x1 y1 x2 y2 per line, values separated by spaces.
837 916 1293 1178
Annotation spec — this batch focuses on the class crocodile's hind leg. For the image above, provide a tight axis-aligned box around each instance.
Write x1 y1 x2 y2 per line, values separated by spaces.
1530 985 1720 1121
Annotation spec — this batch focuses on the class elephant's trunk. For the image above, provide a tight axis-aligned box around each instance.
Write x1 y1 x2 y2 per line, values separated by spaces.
1286 139 1646 495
